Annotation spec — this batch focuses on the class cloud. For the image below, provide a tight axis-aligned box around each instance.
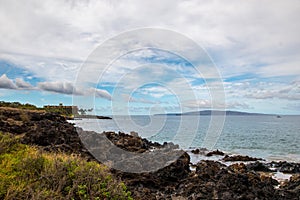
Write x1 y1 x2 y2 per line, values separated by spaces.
93 88 111 100
121 93 159 104
0 74 17 89
183 99 250 109
38 81 111 100
226 102 251 109
38 81 75 95
138 86 170 99
0 74 32 89
245 91 300 100
244 81 300 100
0 74 111 100
224 79 300 101
1 0 299 84
1 0 300 114
15 78 33 89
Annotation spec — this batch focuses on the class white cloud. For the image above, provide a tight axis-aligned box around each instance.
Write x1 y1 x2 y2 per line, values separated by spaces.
1 0 300 114
225 80 300 100
38 81 76 95
138 86 170 99
121 93 159 104
38 81 111 100
93 88 111 100
0 74 32 89
0 74 111 100
1 0 299 83
183 99 250 110
15 78 33 89
0 74 17 89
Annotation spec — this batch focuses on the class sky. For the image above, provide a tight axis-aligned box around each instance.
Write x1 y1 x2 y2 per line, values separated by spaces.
0 0 300 115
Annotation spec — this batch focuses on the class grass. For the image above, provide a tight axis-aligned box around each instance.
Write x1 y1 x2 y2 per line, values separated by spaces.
0 101 41 110
0 101 74 117
0 132 133 200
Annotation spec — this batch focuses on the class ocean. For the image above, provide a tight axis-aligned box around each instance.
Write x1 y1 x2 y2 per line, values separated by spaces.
71 115 300 162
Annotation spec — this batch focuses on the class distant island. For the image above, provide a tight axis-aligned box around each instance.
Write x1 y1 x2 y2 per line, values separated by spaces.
155 110 275 116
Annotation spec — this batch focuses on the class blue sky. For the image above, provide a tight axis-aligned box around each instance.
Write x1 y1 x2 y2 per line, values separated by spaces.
0 0 300 115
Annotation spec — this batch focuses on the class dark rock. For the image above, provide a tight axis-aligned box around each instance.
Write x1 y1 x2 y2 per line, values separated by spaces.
215 170 277 199
196 160 226 180
154 151 190 182
191 148 207 154
228 162 248 173
162 142 179 150
223 154 263 162
260 175 279 186
176 161 279 200
269 161 300 174
247 161 273 172
206 149 225 157
130 131 139 137
0 107 91 158
112 151 191 199
279 174 300 199
191 148 200 154
103 131 159 153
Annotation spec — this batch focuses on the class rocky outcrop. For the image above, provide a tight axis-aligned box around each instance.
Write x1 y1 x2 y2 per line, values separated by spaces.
0 107 88 156
104 131 163 152
246 161 273 172
113 152 191 199
223 154 263 162
206 149 225 157
191 148 207 154
268 161 300 174
173 161 279 199
277 174 300 199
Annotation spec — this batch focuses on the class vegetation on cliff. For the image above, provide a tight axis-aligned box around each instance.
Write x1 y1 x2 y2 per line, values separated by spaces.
0 101 40 110
0 132 132 200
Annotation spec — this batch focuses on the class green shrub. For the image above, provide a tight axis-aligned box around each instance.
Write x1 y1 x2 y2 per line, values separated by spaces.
0 132 133 200
0 101 40 110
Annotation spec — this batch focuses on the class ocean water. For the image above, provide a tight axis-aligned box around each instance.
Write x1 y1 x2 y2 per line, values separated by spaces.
72 115 300 162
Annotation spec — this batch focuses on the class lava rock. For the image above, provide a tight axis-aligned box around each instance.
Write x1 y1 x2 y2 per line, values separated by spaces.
247 161 273 172
206 149 225 157
269 161 300 174
223 154 263 162
191 148 207 154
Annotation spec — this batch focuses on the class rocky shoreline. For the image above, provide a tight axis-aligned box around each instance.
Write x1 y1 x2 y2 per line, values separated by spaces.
0 107 299 199
72 114 112 120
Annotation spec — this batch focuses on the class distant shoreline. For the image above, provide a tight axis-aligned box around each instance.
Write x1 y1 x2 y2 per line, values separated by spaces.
72 114 112 120
155 110 278 116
